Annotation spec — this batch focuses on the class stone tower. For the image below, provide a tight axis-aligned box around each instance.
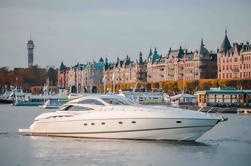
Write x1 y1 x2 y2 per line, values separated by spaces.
27 37 34 68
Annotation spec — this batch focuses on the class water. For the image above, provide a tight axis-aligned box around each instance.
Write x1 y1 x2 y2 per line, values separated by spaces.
0 105 251 166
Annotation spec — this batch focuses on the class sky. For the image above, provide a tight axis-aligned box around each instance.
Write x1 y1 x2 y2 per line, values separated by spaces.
0 0 251 68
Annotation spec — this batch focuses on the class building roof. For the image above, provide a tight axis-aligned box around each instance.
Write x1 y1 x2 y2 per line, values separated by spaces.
199 39 210 57
139 51 144 64
124 55 132 66
194 39 211 59
148 48 153 61
196 87 251 95
104 58 114 70
94 61 104 70
219 30 232 53
152 48 161 63
99 57 104 63
240 42 251 52
60 62 66 71
168 47 184 59
170 93 196 100
115 57 124 67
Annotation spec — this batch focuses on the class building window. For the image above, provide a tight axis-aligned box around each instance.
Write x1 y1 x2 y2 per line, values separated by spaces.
118 121 123 124
101 122 105 125
91 123 95 125
132 121 136 124
84 123 88 126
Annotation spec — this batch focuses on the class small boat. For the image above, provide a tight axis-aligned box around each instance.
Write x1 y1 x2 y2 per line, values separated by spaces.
14 79 68 107
237 108 251 115
0 93 13 104
170 93 196 107
14 94 68 106
0 90 14 104
41 99 67 109
0 98 13 104
19 95 227 141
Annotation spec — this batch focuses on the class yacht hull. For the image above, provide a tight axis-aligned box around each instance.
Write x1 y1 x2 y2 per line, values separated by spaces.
20 118 218 141
0 99 14 104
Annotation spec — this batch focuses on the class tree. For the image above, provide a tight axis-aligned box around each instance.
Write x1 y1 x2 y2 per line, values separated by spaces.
151 82 159 89
177 80 184 92
146 83 151 90
186 80 196 93
162 81 178 94
198 80 212 90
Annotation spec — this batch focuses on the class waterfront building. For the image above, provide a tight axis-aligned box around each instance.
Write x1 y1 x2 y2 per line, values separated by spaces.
147 48 166 82
184 40 217 80
58 40 217 93
84 59 104 93
57 59 104 93
217 30 251 79
196 87 251 107
27 38 34 68
57 62 69 89
165 47 186 81
147 40 217 83
67 64 78 93
103 53 147 89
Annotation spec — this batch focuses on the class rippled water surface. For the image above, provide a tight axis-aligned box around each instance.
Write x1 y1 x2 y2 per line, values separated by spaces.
0 104 251 166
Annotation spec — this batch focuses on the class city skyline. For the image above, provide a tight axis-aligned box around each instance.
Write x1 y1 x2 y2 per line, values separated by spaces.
0 0 251 68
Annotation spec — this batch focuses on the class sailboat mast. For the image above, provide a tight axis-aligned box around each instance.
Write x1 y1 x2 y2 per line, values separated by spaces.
183 41 186 94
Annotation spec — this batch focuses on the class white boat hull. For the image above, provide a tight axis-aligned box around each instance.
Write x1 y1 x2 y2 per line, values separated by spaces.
20 118 218 141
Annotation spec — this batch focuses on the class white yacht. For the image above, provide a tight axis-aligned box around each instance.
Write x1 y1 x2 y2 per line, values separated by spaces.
19 95 226 141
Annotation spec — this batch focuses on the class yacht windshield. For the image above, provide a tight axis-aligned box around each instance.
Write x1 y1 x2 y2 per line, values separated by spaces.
62 105 93 111
77 99 104 105
101 97 134 105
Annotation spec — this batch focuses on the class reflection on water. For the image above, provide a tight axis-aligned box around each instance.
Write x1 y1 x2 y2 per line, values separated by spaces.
27 136 215 166
0 105 251 166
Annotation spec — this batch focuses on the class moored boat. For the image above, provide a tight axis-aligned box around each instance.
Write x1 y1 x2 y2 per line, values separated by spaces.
41 99 67 109
14 94 68 106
